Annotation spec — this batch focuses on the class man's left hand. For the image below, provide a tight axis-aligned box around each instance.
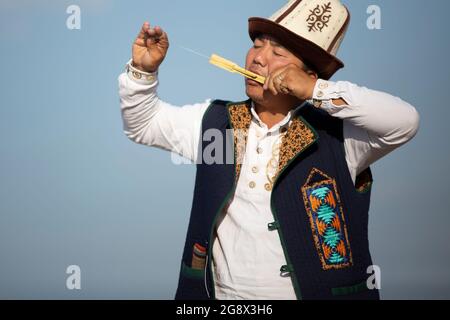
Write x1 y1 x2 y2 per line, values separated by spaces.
263 64 318 100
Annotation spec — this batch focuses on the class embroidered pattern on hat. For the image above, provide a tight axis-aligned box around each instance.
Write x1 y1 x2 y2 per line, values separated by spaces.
306 2 332 32
301 168 353 270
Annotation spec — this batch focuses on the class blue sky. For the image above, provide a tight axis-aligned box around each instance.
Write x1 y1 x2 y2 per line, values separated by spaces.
0 0 449 299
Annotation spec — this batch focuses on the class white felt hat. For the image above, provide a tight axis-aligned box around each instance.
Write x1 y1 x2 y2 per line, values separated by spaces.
249 0 350 79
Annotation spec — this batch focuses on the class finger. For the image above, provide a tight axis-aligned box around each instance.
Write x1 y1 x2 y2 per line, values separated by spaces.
147 26 163 38
145 31 159 46
134 38 145 47
265 66 288 94
274 66 293 94
272 72 284 94
263 71 277 91
265 73 280 95
135 22 150 47
153 26 163 37
263 73 270 90
263 73 276 95
137 22 150 40
263 74 270 90
160 30 170 44
268 75 279 95
153 27 169 45
269 70 285 95
145 26 168 47
271 66 288 84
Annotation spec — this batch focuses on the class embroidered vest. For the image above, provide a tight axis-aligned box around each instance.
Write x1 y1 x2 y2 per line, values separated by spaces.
175 99 379 300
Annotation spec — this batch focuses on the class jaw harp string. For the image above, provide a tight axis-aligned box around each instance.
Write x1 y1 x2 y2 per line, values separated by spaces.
179 45 266 84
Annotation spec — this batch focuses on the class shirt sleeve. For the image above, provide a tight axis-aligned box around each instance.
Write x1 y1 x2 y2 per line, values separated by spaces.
118 62 211 163
311 79 420 183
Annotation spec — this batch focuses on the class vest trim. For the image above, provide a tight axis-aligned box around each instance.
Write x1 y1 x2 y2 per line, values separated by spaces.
205 100 247 299
331 280 370 296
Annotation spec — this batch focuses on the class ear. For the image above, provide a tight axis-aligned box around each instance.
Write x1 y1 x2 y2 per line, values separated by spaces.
307 71 319 80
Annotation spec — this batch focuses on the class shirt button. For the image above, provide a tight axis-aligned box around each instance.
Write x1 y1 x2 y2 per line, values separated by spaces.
252 166 259 174
319 82 328 89
265 183 272 191
268 221 279 231
316 90 324 98
257 147 264 154
132 71 142 80
249 181 256 189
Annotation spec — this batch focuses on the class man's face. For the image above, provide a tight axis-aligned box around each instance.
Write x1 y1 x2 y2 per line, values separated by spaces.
245 34 304 104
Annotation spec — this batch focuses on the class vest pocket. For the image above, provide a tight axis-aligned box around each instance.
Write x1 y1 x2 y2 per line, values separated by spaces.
181 261 205 280
176 261 208 300
175 241 209 299
331 280 368 296
331 280 380 300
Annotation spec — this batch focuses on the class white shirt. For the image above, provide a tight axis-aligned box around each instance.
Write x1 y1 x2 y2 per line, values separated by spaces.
118 63 419 300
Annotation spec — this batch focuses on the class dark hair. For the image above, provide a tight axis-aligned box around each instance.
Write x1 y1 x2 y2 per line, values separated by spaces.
301 62 318 78
252 33 318 77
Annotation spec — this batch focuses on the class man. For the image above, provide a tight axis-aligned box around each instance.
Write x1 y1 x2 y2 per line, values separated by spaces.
119 0 419 300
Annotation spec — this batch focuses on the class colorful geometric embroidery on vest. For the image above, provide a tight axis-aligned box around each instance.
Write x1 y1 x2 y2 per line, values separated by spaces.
301 168 353 270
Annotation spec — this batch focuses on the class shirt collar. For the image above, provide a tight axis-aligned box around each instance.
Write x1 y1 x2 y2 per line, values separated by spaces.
250 100 307 132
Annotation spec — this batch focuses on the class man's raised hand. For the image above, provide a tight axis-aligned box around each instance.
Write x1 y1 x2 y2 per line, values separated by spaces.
132 22 169 73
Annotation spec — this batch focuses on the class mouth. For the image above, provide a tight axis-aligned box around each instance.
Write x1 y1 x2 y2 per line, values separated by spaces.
246 69 265 86
245 78 261 86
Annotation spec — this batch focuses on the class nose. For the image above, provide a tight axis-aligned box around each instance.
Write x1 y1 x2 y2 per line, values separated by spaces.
253 46 270 67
